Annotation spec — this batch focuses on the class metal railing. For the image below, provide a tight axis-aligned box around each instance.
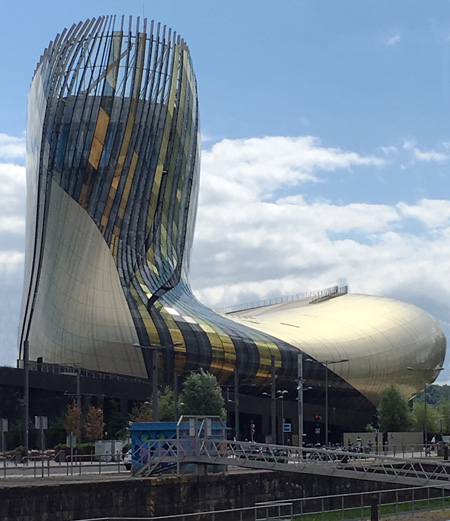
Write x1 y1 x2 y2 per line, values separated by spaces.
74 485 450 521
137 437 450 487
0 451 128 479
216 285 348 314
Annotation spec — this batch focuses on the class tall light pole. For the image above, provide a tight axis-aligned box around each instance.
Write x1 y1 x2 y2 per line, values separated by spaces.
277 389 288 444
407 366 444 450
324 359 348 446
133 342 182 421
307 358 349 446
297 353 313 447
23 340 29 458
297 353 303 447
271 355 276 443
234 370 240 441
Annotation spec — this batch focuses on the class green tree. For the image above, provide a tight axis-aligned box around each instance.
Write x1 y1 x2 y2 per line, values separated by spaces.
105 400 128 439
130 401 153 422
179 370 226 420
437 398 450 434
159 387 176 421
378 385 412 432
46 414 66 447
411 399 441 434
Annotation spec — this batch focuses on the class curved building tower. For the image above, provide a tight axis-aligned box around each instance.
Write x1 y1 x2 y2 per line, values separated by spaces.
19 16 446 430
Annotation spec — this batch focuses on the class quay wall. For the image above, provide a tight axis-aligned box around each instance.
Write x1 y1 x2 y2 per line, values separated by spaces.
0 471 400 521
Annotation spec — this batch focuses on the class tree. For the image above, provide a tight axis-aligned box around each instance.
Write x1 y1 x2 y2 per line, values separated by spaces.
179 370 226 420
83 406 105 442
63 401 82 440
104 400 128 439
437 398 450 434
378 385 412 432
130 401 153 422
411 399 441 434
159 387 176 422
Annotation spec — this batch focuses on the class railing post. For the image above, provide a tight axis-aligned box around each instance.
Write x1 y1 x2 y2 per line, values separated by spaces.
370 494 378 521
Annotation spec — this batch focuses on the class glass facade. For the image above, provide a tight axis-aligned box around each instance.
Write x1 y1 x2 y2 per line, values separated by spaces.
18 16 445 408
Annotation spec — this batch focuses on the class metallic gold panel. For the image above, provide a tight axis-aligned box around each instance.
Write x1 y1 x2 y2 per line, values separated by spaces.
118 152 139 220
131 285 160 345
103 34 146 226
88 108 110 169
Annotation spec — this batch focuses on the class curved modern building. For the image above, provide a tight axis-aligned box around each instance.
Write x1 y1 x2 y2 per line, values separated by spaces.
19 16 446 435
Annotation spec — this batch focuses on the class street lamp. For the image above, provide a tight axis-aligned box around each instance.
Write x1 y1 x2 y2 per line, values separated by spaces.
133 341 182 421
407 366 444 450
277 389 288 444
324 359 348 446
306 358 348 446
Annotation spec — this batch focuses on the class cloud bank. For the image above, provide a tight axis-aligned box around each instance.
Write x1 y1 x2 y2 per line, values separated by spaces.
1 132 449 383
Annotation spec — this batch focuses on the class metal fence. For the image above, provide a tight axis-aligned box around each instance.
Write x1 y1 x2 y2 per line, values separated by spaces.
75 485 450 521
216 285 348 314
0 451 128 479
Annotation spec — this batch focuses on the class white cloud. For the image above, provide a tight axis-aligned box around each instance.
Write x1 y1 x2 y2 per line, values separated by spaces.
380 145 398 155
200 136 386 201
386 34 401 46
191 135 450 362
0 134 25 161
1 131 450 374
412 148 448 162
397 199 450 228
0 138 26 366
0 250 24 273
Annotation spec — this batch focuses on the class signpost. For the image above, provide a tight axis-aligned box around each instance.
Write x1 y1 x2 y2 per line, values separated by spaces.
66 432 77 475
0 419 8 454
35 416 48 477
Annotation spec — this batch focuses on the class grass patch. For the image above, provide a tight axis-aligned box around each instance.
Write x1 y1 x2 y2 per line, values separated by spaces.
287 495 450 521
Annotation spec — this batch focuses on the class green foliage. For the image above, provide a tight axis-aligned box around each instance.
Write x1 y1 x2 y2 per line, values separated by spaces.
104 400 128 439
46 414 66 447
410 399 441 433
159 387 176 422
437 398 450 433
412 384 450 406
130 401 153 422
378 385 412 432
179 370 226 420
365 423 374 432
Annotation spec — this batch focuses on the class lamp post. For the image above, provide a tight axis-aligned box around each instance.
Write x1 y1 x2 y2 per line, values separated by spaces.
277 389 288 444
133 342 182 421
297 353 303 447
324 359 348 446
23 339 29 458
234 370 240 441
407 366 444 450
307 358 348 446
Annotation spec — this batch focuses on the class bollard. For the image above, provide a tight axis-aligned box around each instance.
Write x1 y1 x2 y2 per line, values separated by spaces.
444 444 448 461
370 494 379 521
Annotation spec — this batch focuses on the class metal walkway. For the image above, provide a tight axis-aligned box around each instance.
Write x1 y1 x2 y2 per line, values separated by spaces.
136 438 450 487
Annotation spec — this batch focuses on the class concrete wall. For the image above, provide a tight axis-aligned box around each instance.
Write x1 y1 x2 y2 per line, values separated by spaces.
344 431 423 449
0 471 401 521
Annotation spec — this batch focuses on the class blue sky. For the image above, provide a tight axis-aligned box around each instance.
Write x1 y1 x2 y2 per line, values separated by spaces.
1 1 450 383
